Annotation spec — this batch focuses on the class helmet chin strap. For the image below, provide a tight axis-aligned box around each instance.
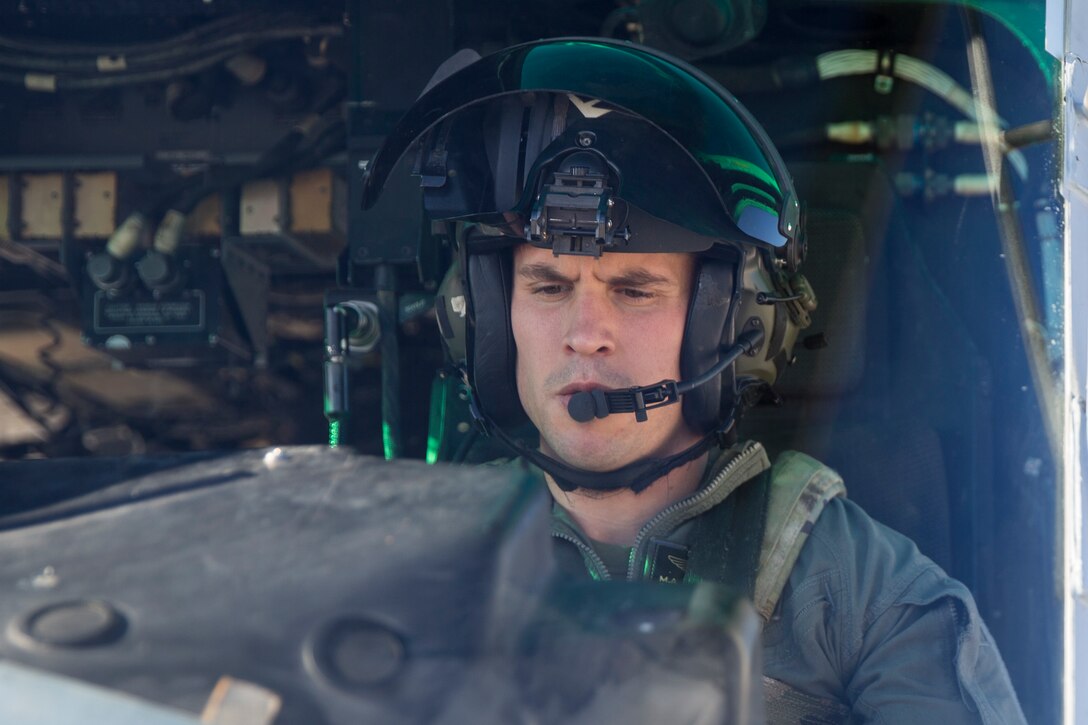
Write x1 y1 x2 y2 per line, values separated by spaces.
486 417 734 494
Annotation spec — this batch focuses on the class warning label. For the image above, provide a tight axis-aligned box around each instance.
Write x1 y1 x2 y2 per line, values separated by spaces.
94 291 205 333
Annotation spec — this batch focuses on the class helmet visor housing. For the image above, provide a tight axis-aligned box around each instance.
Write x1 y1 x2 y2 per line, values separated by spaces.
362 38 800 255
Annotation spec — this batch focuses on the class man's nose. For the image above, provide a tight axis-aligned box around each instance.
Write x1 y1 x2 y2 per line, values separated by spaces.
564 289 615 356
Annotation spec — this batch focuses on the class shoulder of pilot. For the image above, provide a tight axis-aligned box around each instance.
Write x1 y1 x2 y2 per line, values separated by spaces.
758 448 967 615
785 487 968 630
765 449 846 499
760 448 967 618
800 487 961 583
763 447 945 592
752 449 846 618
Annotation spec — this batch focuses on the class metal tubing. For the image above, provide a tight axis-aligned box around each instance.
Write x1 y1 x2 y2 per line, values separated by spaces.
963 8 1062 467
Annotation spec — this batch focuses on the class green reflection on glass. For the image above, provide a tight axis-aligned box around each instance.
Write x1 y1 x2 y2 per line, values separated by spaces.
382 422 397 461
426 376 447 465
328 419 340 449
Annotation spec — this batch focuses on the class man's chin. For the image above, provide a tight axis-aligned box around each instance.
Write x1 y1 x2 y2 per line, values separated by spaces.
540 431 637 473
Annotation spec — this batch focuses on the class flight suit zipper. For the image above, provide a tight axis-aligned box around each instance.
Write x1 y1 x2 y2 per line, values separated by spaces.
551 525 613 581
625 441 769 581
548 442 770 582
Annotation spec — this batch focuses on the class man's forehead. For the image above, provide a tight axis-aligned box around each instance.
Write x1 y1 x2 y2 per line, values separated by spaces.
512 244 694 281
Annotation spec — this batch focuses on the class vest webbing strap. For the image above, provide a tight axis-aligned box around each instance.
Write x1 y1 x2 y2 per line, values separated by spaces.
685 453 852 723
763 676 853 725
685 468 771 598
753 452 847 621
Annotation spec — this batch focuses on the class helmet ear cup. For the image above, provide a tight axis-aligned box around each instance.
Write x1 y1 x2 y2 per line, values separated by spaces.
733 247 808 389
680 258 738 432
467 251 530 428
435 262 468 367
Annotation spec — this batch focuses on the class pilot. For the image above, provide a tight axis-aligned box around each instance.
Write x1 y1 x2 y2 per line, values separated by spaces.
362 39 1026 723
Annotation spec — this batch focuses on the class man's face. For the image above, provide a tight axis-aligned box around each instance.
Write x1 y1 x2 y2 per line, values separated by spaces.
510 244 700 472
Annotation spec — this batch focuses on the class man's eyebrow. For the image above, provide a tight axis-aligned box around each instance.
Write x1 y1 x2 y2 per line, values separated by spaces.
515 262 676 287
606 268 674 287
517 263 573 283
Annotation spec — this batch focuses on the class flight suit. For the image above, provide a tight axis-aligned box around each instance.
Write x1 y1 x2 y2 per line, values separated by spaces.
541 441 1027 724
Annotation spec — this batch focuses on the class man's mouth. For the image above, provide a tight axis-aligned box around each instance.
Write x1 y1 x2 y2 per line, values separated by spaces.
556 382 606 407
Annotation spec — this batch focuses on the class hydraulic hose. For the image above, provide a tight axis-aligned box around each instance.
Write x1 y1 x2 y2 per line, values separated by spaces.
3 23 343 91
0 13 253 56
708 49 1028 179
816 49 1028 179
1005 119 1057 149
0 14 308 73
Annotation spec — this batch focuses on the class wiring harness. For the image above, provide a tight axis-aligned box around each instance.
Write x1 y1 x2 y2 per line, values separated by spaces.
0 12 342 92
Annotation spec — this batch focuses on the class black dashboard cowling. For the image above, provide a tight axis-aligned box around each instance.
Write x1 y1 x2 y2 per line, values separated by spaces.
0 447 761 724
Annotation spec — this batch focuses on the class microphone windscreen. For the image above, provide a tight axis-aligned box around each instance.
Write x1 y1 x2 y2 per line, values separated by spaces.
567 392 598 423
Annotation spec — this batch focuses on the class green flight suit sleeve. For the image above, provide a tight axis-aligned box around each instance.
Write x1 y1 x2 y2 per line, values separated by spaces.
761 497 1026 724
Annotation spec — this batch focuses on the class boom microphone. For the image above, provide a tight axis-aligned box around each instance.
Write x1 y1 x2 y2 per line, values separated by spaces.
567 328 765 423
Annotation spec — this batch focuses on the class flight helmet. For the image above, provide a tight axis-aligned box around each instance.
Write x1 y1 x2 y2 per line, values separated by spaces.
362 38 815 491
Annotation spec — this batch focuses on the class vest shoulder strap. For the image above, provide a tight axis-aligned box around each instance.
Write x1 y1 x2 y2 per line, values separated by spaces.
753 451 846 621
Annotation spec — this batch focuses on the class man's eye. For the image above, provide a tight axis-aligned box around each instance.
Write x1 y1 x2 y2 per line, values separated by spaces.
532 284 567 296
619 288 654 300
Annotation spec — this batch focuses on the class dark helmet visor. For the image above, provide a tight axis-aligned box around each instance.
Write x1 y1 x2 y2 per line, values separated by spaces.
361 38 799 250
